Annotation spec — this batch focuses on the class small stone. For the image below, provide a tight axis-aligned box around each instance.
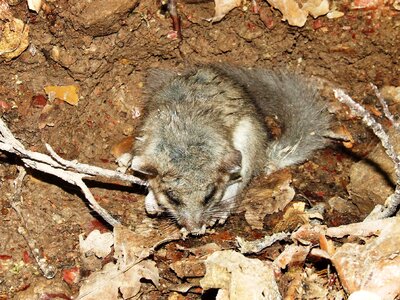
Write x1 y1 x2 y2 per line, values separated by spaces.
327 10 344 19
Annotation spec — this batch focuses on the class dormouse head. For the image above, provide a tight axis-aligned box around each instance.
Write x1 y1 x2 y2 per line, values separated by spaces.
131 148 242 235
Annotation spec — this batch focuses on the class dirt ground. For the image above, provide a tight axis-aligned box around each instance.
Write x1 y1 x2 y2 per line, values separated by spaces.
0 0 399 299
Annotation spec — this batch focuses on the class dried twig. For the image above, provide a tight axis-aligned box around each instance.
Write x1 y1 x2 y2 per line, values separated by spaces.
236 232 290 254
0 118 146 227
168 0 182 39
333 88 400 220
371 83 400 131
45 144 146 186
10 166 56 279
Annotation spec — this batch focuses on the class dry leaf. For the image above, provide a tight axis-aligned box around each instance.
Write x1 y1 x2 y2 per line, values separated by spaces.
349 290 382 300
77 225 164 300
44 85 80 106
329 217 400 299
111 136 134 159
77 260 159 300
291 224 326 245
0 0 13 21
302 0 329 18
381 86 400 103
267 0 308 26
0 18 30 61
297 268 331 299
79 230 113 258
208 0 242 22
200 250 282 299
187 243 221 257
326 217 398 239
347 128 400 216
266 0 329 27
273 244 310 269
273 202 308 232
242 169 295 229
170 258 206 278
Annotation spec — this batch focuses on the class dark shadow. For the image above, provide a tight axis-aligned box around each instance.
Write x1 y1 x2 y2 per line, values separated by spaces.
201 289 218 300
339 145 396 187
1 153 148 229
85 178 147 195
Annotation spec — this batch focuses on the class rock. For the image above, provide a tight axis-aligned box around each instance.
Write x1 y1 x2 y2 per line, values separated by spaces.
68 0 140 36
347 129 399 216
328 196 359 215
327 10 344 19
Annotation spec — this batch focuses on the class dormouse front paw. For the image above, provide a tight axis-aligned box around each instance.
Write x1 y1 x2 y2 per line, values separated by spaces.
145 189 162 216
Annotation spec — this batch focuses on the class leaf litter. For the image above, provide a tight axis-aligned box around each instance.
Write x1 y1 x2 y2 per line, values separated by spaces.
77 224 180 300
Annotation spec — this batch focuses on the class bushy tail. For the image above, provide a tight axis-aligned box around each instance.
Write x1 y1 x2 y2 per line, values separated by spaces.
217 66 331 174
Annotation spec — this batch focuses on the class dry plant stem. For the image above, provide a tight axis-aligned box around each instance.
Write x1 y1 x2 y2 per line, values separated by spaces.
333 88 400 220
10 166 56 279
236 232 290 254
0 118 146 227
18 226 57 279
371 83 400 131
45 144 147 186
252 0 260 13
168 0 182 38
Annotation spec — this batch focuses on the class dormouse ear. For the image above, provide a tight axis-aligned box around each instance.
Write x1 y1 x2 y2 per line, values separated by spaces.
131 156 158 176
221 150 242 174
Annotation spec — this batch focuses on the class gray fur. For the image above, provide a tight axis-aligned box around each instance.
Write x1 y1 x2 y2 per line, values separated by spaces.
213 66 330 172
132 65 330 234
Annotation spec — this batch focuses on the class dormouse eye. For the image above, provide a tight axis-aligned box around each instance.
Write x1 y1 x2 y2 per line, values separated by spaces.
165 190 181 205
204 186 217 205
230 172 241 182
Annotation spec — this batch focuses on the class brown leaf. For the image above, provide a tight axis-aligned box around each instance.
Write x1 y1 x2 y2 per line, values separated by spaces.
200 250 281 299
243 169 295 229
329 217 400 298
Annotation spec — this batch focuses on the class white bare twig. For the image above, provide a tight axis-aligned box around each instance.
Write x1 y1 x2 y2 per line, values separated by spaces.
0 118 147 227
371 83 400 131
10 166 56 279
45 144 146 185
236 232 290 254
334 88 400 220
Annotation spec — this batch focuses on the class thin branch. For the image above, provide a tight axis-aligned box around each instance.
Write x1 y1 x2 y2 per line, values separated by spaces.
0 118 147 227
10 166 56 279
168 0 182 39
236 232 290 254
45 144 146 186
333 88 400 220
371 83 400 131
